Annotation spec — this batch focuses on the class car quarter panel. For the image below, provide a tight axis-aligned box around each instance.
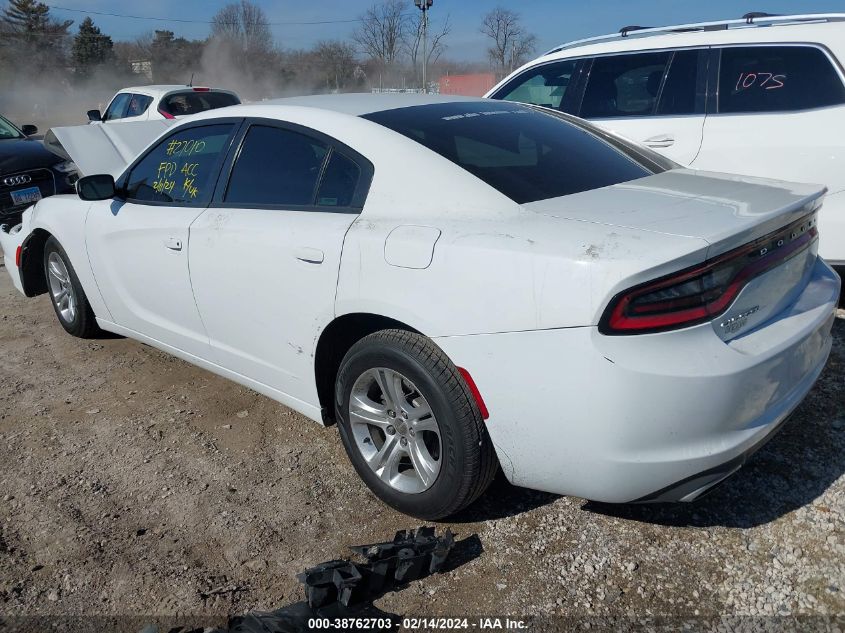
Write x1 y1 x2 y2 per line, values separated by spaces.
336 211 708 337
434 257 838 501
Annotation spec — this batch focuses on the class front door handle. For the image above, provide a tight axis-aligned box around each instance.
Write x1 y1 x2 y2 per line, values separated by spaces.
294 247 324 264
643 134 675 148
164 237 182 251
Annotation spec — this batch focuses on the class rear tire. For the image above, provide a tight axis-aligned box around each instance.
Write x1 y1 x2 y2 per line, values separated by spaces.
335 329 497 519
43 236 101 338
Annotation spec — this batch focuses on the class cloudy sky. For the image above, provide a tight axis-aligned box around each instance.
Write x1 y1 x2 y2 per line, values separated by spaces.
44 0 845 61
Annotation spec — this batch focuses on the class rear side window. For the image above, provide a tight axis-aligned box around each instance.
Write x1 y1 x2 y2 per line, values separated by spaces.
126 94 153 118
104 93 131 121
496 60 579 112
225 125 328 206
581 52 671 118
318 152 362 208
657 50 700 115
363 102 657 204
159 91 241 117
225 125 366 209
124 123 235 205
718 46 845 113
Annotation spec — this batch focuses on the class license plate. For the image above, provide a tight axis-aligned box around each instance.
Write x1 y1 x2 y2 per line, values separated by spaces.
10 186 41 206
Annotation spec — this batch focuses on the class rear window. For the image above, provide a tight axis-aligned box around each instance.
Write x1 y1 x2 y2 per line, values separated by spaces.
718 46 845 113
159 91 240 117
363 101 660 204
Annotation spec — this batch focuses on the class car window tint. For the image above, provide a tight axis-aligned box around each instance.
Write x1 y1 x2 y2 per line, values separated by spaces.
0 116 22 139
125 123 234 204
497 60 578 111
657 50 699 115
363 101 655 204
581 52 672 118
317 151 361 208
126 94 153 118
160 91 241 117
104 93 131 121
225 125 329 206
718 46 845 113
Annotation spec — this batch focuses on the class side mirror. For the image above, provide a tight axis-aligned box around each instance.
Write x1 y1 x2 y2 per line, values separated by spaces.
77 174 116 201
87 109 102 123
21 124 38 136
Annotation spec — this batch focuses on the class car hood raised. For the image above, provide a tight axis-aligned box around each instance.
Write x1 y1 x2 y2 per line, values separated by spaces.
43 120 176 177
524 168 826 259
0 137 60 174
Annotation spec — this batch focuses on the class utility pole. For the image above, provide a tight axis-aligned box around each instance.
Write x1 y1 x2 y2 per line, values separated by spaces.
414 0 433 92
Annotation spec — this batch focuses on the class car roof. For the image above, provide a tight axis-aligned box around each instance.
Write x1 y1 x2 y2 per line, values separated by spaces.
261 93 483 116
533 13 845 63
118 85 234 97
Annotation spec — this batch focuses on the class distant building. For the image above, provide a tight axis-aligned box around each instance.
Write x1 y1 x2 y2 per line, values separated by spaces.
130 60 153 80
439 73 497 97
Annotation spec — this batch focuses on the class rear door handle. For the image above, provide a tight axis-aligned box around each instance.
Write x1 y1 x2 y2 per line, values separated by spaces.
643 134 675 148
164 237 182 251
294 247 324 264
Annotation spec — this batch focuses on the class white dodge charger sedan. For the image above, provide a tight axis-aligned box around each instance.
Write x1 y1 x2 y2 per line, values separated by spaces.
0 94 838 519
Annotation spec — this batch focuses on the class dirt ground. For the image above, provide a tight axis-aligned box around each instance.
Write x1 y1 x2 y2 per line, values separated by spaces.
1 255 844 630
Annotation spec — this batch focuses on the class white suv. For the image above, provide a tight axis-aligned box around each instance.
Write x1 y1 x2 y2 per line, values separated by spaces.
487 13 845 264
87 85 240 125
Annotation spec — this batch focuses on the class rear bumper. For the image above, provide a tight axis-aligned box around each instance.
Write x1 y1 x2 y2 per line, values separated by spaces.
435 258 839 503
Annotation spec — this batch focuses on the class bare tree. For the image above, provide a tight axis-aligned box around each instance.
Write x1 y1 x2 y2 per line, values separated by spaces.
353 0 407 67
211 0 273 57
480 7 536 76
404 12 451 75
313 40 358 91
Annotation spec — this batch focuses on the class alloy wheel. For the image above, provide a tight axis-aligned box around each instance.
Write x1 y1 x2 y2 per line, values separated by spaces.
349 367 442 494
47 252 77 323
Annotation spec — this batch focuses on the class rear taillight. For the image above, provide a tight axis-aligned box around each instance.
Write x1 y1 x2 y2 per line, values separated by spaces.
600 215 818 335
192 87 210 92
158 107 175 119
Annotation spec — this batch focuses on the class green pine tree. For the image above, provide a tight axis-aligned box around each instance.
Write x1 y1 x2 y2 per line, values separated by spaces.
72 16 113 79
0 0 73 72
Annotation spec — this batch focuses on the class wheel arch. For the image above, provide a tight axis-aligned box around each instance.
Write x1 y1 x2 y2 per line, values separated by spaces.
19 228 52 297
314 312 422 426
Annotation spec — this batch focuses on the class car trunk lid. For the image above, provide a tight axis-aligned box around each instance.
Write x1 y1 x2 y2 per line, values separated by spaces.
525 169 825 257
524 169 826 340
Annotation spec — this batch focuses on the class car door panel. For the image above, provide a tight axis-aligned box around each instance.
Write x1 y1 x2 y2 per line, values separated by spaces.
580 49 708 165
189 208 356 403
187 121 371 404
591 115 705 164
86 200 210 356
85 121 238 357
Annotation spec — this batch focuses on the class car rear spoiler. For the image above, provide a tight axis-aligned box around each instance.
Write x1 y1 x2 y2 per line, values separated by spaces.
43 120 176 178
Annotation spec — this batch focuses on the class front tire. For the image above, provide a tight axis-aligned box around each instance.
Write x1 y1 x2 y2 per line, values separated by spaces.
335 329 497 519
43 236 101 338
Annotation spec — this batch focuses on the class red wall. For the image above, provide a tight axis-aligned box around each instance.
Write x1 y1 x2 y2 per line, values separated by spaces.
439 73 497 97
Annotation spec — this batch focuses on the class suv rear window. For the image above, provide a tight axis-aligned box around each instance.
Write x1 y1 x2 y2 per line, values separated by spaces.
363 101 663 204
718 46 845 113
159 91 240 117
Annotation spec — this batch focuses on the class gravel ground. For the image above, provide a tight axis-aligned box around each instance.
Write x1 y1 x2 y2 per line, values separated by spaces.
0 256 844 629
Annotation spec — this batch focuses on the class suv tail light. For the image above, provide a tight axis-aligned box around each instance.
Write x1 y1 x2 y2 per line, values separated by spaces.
599 215 818 335
157 107 175 119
